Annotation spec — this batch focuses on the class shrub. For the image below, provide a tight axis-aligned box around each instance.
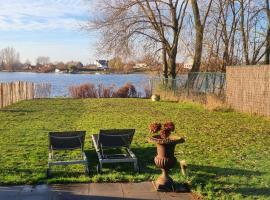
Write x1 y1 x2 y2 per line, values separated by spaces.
69 83 97 98
69 82 139 99
113 82 137 98
97 84 115 98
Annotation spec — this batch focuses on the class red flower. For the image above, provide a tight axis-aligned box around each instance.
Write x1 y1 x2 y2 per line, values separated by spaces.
164 121 175 132
160 128 171 139
149 122 162 133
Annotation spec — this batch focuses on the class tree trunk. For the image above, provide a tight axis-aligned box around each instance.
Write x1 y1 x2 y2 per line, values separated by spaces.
167 49 177 90
189 0 208 88
265 0 270 64
266 25 270 64
168 51 177 79
162 47 168 79
222 42 229 72
240 0 250 65
191 25 204 73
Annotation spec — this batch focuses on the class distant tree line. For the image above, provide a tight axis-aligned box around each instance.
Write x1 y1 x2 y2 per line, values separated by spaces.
108 53 161 73
88 0 270 79
0 47 20 71
0 46 84 73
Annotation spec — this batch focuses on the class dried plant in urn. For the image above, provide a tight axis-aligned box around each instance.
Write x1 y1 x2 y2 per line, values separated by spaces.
149 121 185 191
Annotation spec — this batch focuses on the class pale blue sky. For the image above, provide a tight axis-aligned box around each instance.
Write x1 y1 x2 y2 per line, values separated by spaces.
0 0 97 64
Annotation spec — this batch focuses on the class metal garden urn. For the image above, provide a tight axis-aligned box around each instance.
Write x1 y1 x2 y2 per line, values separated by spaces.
151 135 185 191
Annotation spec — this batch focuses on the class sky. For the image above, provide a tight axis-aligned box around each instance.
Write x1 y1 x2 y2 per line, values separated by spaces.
0 0 97 65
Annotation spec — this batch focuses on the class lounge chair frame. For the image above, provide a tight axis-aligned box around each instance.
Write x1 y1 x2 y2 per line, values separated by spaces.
92 129 138 173
47 131 88 177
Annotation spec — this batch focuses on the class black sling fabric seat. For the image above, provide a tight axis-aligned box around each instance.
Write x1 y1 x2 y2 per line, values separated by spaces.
92 129 138 173
47 131 88 177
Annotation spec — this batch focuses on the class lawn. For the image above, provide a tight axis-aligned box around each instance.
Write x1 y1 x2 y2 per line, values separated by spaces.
0 98 269 199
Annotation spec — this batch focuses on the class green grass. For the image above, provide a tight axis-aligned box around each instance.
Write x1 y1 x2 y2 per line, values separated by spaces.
0 98 269 199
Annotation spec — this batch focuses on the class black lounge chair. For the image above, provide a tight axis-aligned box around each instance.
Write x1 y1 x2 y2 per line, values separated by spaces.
92 129 139 173
47 131 88 177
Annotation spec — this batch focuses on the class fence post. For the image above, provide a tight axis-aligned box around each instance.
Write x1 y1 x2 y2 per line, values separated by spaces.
0 83 2 108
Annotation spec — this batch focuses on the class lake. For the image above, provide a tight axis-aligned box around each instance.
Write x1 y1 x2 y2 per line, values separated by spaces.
0 72 152 97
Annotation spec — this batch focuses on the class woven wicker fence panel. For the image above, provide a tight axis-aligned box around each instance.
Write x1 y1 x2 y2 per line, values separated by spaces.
226 65 270 116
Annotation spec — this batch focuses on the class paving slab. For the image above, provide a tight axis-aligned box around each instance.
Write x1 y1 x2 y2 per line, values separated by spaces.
89 183 123 200
159 192 194 200
0 186 22 200
0 182 194 200
122 182 156 193
122 182 160 200
19 185 51 200
51 184 89 200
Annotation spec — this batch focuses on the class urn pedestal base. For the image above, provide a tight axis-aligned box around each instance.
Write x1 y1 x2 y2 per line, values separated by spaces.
152 169 174 192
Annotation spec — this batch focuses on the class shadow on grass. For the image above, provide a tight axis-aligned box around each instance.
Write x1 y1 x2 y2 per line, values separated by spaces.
0 109 35 113
189 164 263 177
189 164 268 197
84 146 159 175
0 145 172 184
229 187 270 197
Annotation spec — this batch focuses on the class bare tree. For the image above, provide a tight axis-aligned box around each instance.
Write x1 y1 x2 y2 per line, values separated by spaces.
239 0 267 65
202 0 267 70
0 47 20 71
108 57 125 71
36 56 50 65
88 0 268 77
88 0 188 79
206 0 241 71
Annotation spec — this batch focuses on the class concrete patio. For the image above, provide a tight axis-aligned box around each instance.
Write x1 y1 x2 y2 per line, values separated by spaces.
0 182 195 200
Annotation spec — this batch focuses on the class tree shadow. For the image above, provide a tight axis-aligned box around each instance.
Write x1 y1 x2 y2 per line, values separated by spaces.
229 187 270 197
189 164 263 177
188 164 268 197
0 109 35 113
84 146 160 175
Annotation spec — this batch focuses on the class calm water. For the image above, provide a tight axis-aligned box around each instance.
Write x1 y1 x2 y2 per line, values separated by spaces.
0 72 151 97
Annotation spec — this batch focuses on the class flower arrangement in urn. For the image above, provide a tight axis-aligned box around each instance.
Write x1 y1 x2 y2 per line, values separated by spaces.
149 121 185 191
149 121 175 139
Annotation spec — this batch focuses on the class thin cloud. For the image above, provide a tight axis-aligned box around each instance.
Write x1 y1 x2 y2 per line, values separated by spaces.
0 0 89 31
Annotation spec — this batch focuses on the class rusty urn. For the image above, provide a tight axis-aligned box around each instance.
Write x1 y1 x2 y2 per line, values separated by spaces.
151 135 185 191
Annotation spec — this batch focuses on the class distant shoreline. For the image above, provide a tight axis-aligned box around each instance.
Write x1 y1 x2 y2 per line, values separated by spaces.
0 70 157 75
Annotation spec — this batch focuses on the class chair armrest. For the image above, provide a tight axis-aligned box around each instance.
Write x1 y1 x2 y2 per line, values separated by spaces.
91 134 100 151
127 148 137 159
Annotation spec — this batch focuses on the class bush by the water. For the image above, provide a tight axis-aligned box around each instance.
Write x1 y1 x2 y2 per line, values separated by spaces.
69 82 140 98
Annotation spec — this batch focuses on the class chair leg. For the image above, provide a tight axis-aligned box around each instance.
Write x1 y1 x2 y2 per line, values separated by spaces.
97 163 102 173
46 167 51 178
85 163 89 175
134 160 139 172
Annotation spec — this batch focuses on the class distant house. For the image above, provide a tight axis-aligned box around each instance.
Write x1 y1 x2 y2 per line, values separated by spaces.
133 63 148 69
95 60 109 69
183 56 194 69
